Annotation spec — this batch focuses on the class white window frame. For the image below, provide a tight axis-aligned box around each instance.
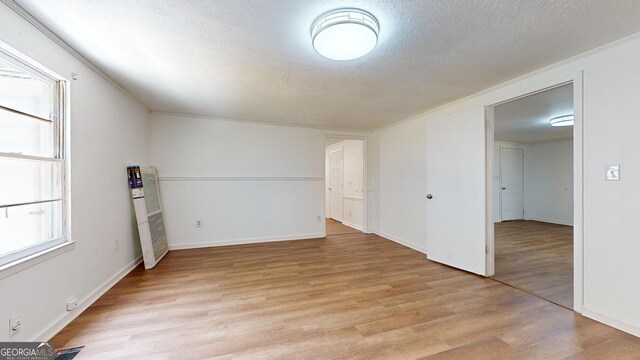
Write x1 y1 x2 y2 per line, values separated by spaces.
0 41 72 277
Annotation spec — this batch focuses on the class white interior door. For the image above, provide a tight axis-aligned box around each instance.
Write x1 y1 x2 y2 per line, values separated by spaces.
500 147 524 221
426 107 488 276
328 148 343 221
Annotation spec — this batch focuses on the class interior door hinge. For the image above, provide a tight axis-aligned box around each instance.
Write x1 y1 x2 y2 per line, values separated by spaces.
485 245 489 254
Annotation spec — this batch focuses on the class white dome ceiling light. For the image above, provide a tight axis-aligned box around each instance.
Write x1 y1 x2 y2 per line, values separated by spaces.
311 9 379 61
549 114 575 127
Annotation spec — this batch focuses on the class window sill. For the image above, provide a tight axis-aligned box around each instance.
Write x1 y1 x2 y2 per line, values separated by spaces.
0 241 75 280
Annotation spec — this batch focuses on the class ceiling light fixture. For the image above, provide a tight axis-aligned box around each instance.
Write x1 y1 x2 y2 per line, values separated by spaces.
549 114 574 127
311 8 379 61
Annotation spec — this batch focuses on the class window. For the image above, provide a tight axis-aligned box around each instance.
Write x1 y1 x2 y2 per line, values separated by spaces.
0 44 68 267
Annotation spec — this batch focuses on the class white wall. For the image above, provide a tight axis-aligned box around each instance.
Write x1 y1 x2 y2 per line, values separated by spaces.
524 139 573 225
376 118 427 253
151 113 371 248
376 33 640 336
0 3 150 341
493 140 573 225
325 140 364 231
342 140 364 199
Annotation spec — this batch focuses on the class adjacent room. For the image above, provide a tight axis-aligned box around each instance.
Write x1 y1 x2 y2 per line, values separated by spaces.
492 84 575 309
2 1 640 359
325 138 365 236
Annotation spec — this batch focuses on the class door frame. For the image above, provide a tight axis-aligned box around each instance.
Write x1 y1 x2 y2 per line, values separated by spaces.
498 146 525 221
328 147 344 222
485 71 584 313
323 134 369 235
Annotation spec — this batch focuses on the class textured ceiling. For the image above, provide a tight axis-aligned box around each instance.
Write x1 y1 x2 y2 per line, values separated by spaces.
15 0 640 130
495 84 573 143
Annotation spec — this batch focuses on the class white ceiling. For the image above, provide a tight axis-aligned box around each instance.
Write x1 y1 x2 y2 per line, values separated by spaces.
14 1 640 130
494 84 573 143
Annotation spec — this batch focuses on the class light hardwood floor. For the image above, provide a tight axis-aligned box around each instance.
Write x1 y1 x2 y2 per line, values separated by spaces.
326 218 362 236
494 220 573 309
52 232 640 359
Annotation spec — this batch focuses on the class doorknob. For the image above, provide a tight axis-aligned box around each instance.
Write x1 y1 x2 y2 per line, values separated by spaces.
329 187 332 190
501 187 506 190
426 194 433 199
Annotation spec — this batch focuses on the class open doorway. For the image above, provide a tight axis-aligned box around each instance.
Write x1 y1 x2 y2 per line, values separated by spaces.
491 83 575 309
325 138 365 236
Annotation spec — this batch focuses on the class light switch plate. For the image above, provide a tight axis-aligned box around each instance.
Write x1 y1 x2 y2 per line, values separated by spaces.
9 313 22 337
606 165 620 181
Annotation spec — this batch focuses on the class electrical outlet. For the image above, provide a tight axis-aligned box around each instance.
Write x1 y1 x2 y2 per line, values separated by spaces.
317 215 322 222
114 237 120 250
9 314 22 337
196 220 202 228
66 298 78 312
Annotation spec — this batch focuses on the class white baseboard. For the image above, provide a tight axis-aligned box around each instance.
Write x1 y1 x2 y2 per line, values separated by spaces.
375 231 427 254
525 217 574 226
168 233 325 250
582 307 640 338
35 256 143 341
341 220 363 232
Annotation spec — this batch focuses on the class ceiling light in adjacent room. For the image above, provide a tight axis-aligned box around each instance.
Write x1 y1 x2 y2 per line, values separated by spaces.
311 9 379 61
549 114 574 127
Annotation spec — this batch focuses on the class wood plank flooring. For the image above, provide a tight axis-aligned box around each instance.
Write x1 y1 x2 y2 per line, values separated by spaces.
494 221 573 308
52 232 640 359
326 218 362 236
